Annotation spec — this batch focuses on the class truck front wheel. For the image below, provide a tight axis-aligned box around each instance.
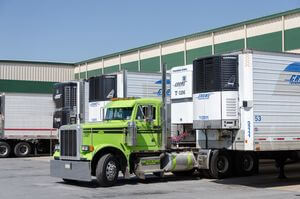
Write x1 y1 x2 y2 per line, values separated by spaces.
0 142 11 158
96 153 120 187
14 142 31 157
209 150 232 179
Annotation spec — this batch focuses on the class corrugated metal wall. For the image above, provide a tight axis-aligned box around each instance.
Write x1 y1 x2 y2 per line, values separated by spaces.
75 9 300 78
0 61 74 82
0 61 74 94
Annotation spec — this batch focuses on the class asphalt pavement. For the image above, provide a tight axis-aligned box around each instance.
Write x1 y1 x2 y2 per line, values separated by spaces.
0 157 300 199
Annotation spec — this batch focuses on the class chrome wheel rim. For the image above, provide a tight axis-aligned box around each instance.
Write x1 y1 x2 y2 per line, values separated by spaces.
106 161 117 181
0 146 8 156
19 145 29 155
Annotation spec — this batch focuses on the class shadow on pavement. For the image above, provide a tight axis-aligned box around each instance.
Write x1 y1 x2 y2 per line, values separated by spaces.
213 163 300 189
57 174 202 188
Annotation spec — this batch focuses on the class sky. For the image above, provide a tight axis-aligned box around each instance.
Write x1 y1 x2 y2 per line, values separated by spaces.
0 0 299 63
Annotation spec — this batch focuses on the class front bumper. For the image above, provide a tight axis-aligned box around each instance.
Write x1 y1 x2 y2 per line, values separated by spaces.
50 159 92 182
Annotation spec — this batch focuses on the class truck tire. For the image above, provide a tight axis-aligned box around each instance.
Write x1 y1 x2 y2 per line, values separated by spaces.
234 151 258 176
209 150 232 179
14 142 31 157
0 142 11 158
96 153 120 187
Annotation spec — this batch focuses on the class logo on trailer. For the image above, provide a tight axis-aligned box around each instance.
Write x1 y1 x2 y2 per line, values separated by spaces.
106 89 115 99
197 93 213 100
173 76 187 87
199 115 209 120
155 79 171 96
247 121 251 138
283 62 300 85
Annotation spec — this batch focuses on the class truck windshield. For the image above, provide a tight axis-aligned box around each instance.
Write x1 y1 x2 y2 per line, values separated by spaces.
105 108 133 120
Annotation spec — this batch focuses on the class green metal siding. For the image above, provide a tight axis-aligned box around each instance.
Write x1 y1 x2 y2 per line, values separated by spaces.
104 65 119 74
247 31 282 52
140 57 160 72
215 39 244 54
162 51 184 70
87 68 102 78
0 79 56 94
121 61 139 72
285 27 300 51
79 72 86 79
186 46 212 64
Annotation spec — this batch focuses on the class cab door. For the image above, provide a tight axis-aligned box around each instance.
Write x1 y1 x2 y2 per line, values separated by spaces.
134 103 160 149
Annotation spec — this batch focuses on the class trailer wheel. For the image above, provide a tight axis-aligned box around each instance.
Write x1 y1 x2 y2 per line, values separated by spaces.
96 153 120 187
234 152 258 176
209 150 232 179
14 142 31 157
0 142 11 158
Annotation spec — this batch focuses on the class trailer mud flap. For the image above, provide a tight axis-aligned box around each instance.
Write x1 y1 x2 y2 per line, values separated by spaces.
50 160 91 182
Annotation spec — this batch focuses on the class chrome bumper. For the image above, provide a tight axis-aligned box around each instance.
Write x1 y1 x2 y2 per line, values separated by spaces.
50 159 92 182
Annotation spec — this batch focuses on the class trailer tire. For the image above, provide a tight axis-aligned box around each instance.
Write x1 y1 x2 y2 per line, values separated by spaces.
14 142 31 157
0 142 11 158
234 151 258 176
209 150 232 179
96 153 120 187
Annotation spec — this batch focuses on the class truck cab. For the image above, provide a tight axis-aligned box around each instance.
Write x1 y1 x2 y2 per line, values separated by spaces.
51 98 163 186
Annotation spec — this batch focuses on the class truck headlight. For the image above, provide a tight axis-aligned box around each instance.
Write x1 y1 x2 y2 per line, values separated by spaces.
81 145 94 152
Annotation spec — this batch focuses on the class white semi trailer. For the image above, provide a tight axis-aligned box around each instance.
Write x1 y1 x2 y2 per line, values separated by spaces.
88 71 170 122
195 50 300 178
53 71 170 127
0 92 57 158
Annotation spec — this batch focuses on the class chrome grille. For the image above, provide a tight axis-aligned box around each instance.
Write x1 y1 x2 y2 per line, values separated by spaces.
60 129 77 157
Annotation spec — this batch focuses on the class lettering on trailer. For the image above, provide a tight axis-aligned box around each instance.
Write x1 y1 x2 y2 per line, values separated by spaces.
197 93 213 100
155 79 171 96
199 115 209 120
247 121 251 138
173 75 187 96
283 62 300 85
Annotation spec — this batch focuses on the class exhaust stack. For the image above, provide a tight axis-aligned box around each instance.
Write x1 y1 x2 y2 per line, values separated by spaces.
161 63 170 150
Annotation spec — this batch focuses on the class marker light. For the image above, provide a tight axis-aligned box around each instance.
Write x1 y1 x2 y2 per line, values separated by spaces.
81 145 94 152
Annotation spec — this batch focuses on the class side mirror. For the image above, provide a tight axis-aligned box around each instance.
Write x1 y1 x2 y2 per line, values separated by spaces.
146 105 153 123
127 121 137 146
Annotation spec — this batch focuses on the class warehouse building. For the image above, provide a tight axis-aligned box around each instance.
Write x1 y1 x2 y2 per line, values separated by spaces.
0 60 74 94
75 8 300 79
0 8 299 89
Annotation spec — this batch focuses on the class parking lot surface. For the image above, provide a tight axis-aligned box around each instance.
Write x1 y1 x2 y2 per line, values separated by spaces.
0 157 300 199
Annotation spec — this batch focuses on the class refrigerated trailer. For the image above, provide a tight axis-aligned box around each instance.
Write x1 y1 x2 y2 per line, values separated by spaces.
0 93 57 158
88 71 170 122
195 49 300 178
53 71 171 128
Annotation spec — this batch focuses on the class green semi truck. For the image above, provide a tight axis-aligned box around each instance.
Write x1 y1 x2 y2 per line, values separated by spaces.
50 67 199 187
50 97 198 187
